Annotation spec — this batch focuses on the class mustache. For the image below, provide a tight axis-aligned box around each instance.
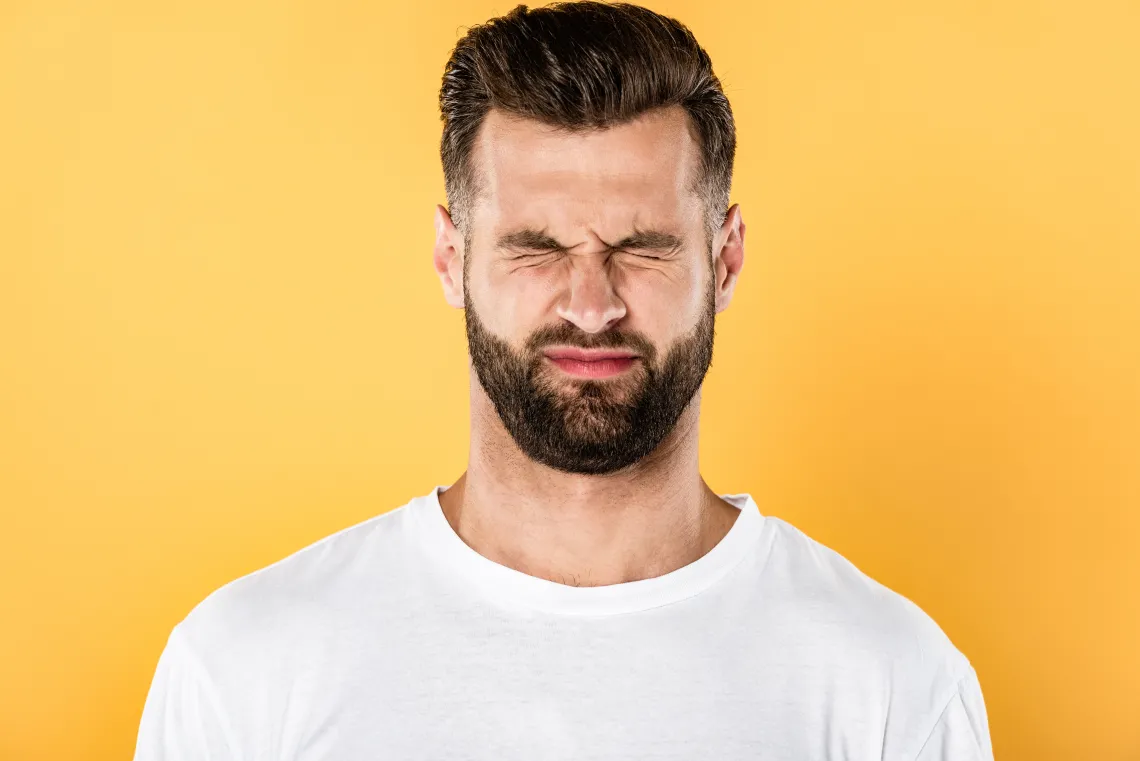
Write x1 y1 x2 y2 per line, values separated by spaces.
523 322 657 360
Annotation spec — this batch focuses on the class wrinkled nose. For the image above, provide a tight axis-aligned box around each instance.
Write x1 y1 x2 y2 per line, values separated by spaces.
554 258 627 333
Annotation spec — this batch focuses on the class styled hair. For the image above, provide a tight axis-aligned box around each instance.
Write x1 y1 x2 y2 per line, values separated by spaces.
439 1 736 239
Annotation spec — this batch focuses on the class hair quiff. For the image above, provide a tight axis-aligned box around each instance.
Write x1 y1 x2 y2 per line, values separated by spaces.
439 1 736 239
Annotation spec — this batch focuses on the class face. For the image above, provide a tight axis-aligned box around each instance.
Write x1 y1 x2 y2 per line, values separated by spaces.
434 106 745 475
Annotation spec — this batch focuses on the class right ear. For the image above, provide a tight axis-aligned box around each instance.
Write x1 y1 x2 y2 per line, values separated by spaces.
432 204 465 309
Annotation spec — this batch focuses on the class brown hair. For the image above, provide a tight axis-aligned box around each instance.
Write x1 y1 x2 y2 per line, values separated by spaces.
439 1 736 240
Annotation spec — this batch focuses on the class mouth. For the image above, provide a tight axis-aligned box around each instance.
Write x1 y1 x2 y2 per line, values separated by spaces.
542 347 640 379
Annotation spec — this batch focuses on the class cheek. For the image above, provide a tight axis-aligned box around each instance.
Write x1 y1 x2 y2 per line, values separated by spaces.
619 265 707 341
473 263 561 340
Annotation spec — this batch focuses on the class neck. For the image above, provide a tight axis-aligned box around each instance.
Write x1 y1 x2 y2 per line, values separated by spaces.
437 380 740 587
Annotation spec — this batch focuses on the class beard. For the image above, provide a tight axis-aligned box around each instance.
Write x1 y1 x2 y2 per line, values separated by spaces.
464 272 716 476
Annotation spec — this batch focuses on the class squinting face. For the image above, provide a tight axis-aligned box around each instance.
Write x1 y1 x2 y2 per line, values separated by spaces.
438 106 739 475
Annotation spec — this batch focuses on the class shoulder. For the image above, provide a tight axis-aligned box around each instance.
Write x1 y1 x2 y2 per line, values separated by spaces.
760 514 973 682
757 516 987 758
172 494 424 674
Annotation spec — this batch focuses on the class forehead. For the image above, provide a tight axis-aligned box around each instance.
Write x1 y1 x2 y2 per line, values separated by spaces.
469 106 704 237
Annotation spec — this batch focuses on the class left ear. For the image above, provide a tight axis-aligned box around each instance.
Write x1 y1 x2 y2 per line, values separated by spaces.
712 203 746 313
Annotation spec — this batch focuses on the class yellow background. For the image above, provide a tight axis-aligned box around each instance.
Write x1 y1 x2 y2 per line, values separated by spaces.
1 1 1137 758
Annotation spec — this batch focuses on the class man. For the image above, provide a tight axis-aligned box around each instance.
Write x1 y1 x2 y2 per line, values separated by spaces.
135 2 994 759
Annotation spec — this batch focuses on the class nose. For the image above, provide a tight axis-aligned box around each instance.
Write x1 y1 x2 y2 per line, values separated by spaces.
554 255 627 334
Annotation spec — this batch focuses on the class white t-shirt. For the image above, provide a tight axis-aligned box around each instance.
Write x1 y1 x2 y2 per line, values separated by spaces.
134 486 993 761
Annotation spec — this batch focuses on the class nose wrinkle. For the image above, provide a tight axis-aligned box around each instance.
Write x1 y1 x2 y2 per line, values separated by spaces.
561 257 625 333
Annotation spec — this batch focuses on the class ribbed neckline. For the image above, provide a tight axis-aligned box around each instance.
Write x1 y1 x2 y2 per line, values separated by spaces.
409 484 770 616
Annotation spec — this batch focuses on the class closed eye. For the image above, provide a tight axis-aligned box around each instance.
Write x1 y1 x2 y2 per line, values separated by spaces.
611 230 683 259
508 249 563 260
496 229 568 257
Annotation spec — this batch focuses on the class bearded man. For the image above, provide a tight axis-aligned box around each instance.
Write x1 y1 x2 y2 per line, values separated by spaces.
135 3 994 759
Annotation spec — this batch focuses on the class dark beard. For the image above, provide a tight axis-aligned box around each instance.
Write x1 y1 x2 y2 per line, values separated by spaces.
464 275 715 475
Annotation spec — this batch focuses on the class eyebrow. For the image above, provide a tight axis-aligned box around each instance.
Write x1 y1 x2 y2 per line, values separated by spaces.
614 230 684 252
494 228 684 254
495 229 568 252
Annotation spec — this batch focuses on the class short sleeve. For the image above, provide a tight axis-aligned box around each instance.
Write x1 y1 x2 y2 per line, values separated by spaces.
133 626 241 761
913 666 994 761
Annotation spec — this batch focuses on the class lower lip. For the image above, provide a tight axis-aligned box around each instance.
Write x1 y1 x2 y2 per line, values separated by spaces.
546 356 637 379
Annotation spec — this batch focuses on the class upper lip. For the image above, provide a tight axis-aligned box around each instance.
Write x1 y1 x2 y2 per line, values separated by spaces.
542 347 639 361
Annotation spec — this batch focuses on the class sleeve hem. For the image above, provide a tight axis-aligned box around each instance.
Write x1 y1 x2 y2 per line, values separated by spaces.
906 664 974 761
168 624 246 761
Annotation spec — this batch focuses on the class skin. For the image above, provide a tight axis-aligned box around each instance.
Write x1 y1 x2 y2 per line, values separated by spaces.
431 105 747 587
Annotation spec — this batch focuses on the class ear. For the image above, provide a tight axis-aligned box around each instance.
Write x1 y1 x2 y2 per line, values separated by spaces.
712 203 746 314
432 204 465 309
